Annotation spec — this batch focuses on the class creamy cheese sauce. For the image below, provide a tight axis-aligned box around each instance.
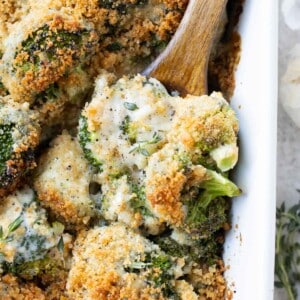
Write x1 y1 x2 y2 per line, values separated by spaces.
0 187 63 265
85 74 175 174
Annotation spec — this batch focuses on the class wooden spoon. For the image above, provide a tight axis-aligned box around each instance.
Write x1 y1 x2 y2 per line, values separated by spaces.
143 0 228 96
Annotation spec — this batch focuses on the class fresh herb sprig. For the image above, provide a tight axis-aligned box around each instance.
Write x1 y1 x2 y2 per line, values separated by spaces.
129 132 161 156
275 201 300 300
0 216 23 243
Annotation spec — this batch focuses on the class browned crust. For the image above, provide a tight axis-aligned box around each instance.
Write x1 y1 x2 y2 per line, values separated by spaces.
0 274 46 300
147 170 186 226
34 184 84 228
67 226 166 300
208 32 241 99
13 15 98 102
190 260 228 300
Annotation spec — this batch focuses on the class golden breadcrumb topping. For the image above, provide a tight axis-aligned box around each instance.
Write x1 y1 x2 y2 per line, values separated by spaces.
0 1 244 299
0 274 46 300
34 132 94 228
67 223 167 300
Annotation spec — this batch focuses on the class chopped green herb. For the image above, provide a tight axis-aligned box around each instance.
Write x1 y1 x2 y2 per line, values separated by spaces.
7 216 23 233
129 132 161 156
57 236 64 252
0 215 23 243
124 102 139 111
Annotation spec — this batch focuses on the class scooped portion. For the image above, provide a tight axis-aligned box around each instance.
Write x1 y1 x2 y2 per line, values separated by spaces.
79 73 175 174
78 73 240 238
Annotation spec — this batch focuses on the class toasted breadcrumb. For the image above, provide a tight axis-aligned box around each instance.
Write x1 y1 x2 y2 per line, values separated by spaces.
0 1 243 299
189 261 228 300
0 274 46 300
67 223 167 300
34 132 94 228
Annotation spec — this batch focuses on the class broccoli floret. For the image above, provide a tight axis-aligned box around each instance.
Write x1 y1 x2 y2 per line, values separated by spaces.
4 255 62 281
182 169 240 237
129 183 153 217
67 223 181 299
186 197 230 238
14 23 98 100
168 92 239 170
78 115 103 171
152 233 221 266
0 187 64 272
145 143 240 235
100 175 164 235
34 132 96 228
191 169 241 209
0 97 40 197
0 12 98 104
125 252 178 298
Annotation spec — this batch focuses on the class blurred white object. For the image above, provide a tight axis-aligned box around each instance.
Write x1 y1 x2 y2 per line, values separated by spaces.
282 0 300 30
281 44 300 128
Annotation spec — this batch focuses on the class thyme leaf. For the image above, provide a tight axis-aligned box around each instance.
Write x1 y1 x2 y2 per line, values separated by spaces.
275 200 300 300
129 132 161 156
124 102 139 111
0 216 23 243
7 216 23 233
57 236 64 252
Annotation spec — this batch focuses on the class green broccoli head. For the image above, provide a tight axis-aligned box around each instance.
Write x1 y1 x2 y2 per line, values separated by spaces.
0 12 98 103
168 92 239 172
145 143 240 236
129 182 153 217
67 223 184 299
152 231 222 266
124 246 179 298
0 97 40 197
183 169 240 238
15 23 97 99
4 255 63 281
78 115 103 171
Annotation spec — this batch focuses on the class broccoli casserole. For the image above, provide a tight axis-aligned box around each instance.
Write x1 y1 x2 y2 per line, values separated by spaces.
0 0 243 299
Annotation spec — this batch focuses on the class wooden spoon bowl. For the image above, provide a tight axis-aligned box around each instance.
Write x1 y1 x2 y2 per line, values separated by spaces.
143 0 228 96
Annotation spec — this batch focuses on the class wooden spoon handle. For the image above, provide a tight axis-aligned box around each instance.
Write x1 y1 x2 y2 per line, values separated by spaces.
143 0 228 96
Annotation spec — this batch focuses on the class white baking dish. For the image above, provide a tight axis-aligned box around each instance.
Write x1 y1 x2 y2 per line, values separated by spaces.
223 0 278 299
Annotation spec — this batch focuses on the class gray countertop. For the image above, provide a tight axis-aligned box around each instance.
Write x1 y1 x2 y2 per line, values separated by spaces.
277 105 300 209
275 103 300 300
